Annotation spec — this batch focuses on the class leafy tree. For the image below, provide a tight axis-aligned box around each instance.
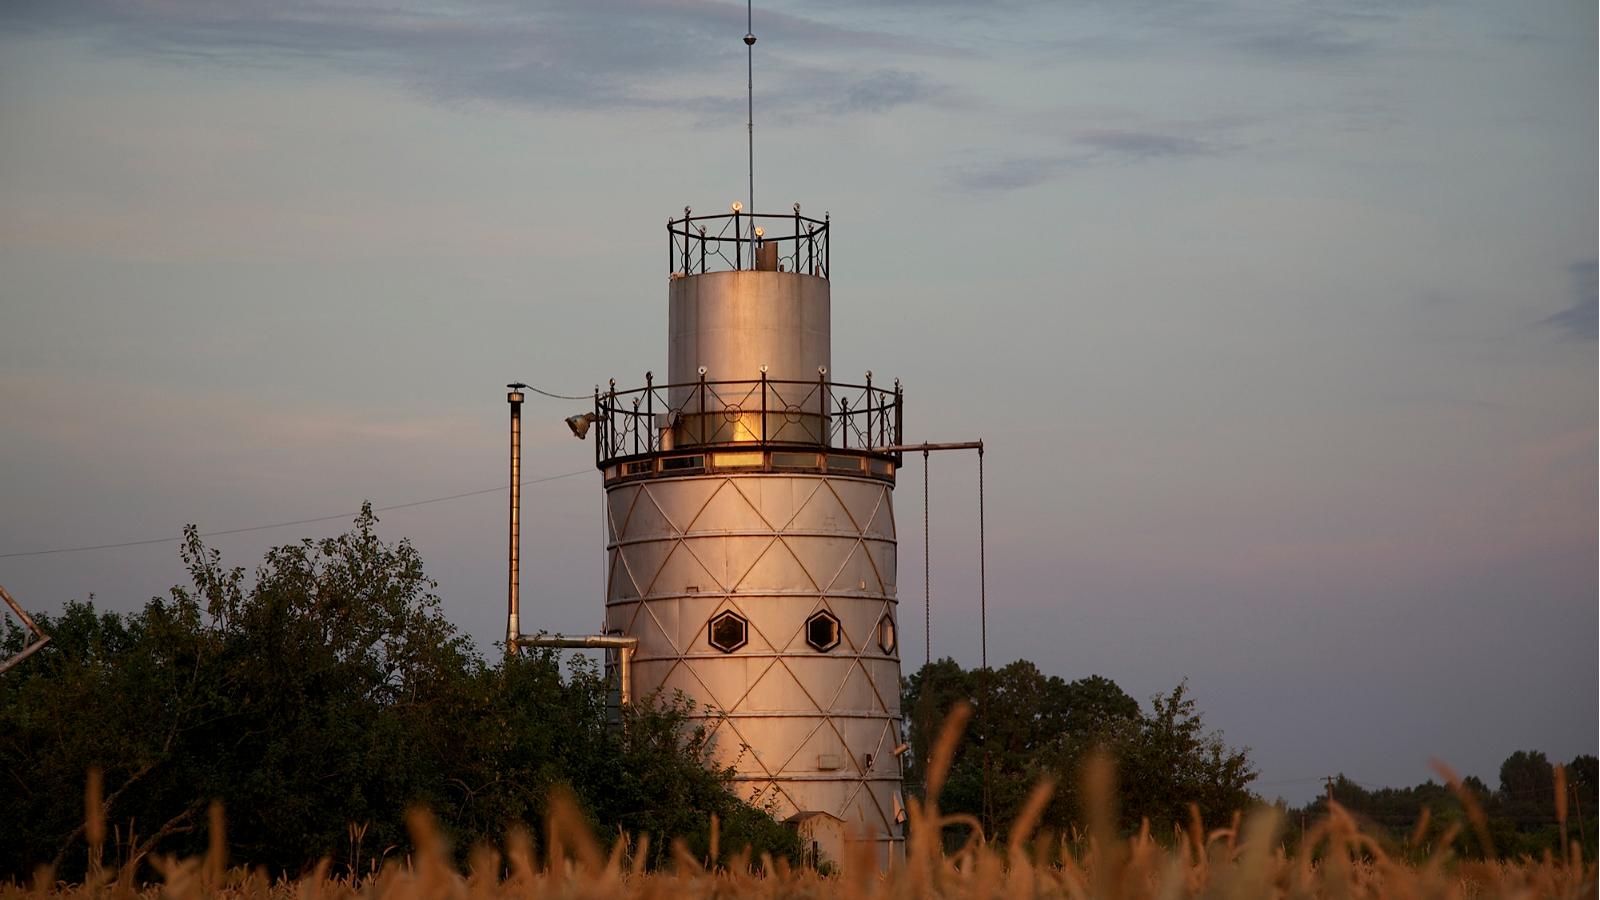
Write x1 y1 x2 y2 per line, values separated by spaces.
901 659 1254 843
1288 750 1599 861
0 506 798 880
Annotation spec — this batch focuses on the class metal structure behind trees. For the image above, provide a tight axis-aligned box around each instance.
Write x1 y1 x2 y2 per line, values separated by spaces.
0 585 52 675
587 205 912 867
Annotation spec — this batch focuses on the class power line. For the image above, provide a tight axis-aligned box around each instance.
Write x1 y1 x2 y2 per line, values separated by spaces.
0 469 591 560
519 386 594 401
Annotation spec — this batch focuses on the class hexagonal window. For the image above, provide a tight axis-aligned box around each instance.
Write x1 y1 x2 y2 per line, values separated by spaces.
877 616 897 654
805 610 841 652
708 611 748 653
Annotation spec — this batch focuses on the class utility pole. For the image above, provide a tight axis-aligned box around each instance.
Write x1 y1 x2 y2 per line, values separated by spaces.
1325 775 1336 810
506 384 525 657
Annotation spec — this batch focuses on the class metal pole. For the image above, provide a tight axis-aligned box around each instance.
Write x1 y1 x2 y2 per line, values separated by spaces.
745 2 755 243
0 585 51 676
506 386 525 655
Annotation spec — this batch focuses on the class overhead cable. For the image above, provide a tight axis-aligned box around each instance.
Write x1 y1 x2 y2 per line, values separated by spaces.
0 469 591 560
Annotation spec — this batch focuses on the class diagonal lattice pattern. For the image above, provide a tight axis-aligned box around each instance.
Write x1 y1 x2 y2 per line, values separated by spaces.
604 472 905 852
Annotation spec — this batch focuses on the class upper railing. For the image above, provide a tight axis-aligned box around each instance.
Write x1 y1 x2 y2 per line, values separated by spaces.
595 373 898 467
668 207 829 278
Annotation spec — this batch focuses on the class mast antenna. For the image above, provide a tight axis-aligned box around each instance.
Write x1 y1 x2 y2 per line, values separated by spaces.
744 1 756 241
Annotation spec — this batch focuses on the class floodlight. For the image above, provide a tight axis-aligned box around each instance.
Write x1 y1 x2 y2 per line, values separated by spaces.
565 412 599 439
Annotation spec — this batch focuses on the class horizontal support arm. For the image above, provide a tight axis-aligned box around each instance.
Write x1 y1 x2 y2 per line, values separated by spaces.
880 441 984 453
513 634 638 649
511 633 638 705
0 635 51 676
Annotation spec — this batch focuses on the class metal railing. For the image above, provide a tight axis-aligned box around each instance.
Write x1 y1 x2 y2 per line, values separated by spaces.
668 207 829 278
594 373 899 467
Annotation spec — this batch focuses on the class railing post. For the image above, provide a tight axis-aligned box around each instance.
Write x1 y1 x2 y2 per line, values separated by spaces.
682 207 691 274
817 368 828 449
894 378 903 465
839 397 849 449
645 370 654 453
794 205 801 272
807 224 814 275
862 371 873 450
631 396 641 456
699 226 707 274
824 212 830 279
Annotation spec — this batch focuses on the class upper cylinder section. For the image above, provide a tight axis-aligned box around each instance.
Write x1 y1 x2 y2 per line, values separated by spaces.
668 271 830 386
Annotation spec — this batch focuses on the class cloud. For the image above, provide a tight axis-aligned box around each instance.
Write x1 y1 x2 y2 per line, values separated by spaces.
1543 261 1598 341
1228 24 1373 61
952 156 1064 192
0 0 951 117
1074 129 1215 160
952 122 1230 191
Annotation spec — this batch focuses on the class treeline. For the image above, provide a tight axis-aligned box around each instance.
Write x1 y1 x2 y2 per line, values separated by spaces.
1287 753 1598 861
0 507 799 882
901 659 1256 843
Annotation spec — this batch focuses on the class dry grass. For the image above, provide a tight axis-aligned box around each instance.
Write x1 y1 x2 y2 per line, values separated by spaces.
7 706 1594 899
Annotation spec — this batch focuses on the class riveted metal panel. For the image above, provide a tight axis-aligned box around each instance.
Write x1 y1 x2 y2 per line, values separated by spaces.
605 471 904 858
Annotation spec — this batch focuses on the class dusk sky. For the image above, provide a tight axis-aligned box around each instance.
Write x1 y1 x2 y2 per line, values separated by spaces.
1 0 1594 804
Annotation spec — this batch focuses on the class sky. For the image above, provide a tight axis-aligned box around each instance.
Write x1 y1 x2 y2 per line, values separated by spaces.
0 0 1594 805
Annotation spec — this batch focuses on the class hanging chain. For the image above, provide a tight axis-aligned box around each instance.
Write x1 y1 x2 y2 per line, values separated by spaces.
977 445 991 835
923 448 931 669
979 446 986 671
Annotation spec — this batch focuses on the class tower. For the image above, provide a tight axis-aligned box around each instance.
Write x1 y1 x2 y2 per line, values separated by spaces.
593 209 906 863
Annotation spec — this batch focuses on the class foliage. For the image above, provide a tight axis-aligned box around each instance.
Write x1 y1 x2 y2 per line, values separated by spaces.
1291 751 1599 862
4 707 1593 899
900 658 1256 842
0 506 798 881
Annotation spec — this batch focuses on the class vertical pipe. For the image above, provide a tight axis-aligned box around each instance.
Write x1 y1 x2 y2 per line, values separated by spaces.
621 646 633 705
824 212 830 278
760 368 768 444
507 388 524 655
735 209 742 269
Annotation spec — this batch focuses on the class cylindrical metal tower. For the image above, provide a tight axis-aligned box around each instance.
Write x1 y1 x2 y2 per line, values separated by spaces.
594 210 905 863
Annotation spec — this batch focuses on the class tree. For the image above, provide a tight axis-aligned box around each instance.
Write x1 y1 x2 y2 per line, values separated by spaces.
901 660 1253 843
0 507 798 880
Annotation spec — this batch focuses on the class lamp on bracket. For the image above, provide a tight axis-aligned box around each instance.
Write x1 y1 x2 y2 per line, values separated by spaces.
566 412 599 440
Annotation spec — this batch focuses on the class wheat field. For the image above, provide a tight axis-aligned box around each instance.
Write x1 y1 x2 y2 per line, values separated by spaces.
6 708 1594 899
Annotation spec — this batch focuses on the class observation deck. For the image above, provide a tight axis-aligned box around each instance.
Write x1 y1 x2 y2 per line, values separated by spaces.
669 207 829 277
592 373 901 484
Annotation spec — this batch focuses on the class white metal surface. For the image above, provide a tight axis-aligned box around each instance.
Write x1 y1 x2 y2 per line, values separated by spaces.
603 469 904 858
668 270 830 387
